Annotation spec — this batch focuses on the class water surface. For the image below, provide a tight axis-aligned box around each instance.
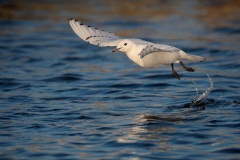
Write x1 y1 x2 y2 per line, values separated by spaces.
0 0 240 159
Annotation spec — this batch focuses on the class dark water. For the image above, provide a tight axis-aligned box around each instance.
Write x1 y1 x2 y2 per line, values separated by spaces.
1 0 240 159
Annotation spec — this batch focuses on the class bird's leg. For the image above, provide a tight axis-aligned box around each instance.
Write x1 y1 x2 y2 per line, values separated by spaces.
179 61 194 72
171 63 180 80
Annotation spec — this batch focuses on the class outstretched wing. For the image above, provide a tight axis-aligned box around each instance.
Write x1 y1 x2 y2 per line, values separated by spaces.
138 43 181 59
69 18 122 47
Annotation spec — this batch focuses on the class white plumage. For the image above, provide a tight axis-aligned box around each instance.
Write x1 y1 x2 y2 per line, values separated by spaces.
68 18 206 80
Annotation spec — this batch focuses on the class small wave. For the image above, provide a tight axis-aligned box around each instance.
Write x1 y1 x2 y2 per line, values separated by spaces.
215 148 240 154
108 83 141 88
62 57 85 61
0 78 19 87
77 115 95 120
139 114 184 123
141 73 174 80
43 73 82 82
40 96 75 101
143 82 174 88
213 27 240 34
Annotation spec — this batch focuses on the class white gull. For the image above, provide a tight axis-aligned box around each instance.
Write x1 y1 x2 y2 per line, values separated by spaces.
68 18 206 80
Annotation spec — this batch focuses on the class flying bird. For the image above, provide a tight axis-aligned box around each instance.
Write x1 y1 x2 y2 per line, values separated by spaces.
68 18 206 80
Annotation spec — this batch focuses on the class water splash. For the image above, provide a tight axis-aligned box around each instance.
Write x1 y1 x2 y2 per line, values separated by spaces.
190 80 199 102
191 73 214 106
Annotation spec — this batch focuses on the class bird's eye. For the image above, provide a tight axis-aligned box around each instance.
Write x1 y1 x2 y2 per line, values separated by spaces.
124 43 127 46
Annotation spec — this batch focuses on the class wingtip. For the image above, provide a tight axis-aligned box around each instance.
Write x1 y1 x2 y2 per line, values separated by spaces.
68 18 84 26
68 18 79 22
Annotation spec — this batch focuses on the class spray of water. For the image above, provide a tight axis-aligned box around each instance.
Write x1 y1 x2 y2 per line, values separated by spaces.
191 73 214 106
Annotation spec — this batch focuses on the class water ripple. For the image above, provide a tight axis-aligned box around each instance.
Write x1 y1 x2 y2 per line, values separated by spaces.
0 1 240 159
43 73 82 82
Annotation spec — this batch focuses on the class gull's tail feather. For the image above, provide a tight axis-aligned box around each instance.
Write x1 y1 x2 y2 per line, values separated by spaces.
180 51 206 62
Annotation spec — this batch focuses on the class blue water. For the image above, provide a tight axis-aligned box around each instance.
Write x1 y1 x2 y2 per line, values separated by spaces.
0 1 240 159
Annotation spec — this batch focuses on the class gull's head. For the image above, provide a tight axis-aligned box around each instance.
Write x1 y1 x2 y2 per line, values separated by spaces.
112 39 134 53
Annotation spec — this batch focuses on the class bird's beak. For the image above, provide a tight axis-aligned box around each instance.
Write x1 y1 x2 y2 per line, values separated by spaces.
112 48 120 52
